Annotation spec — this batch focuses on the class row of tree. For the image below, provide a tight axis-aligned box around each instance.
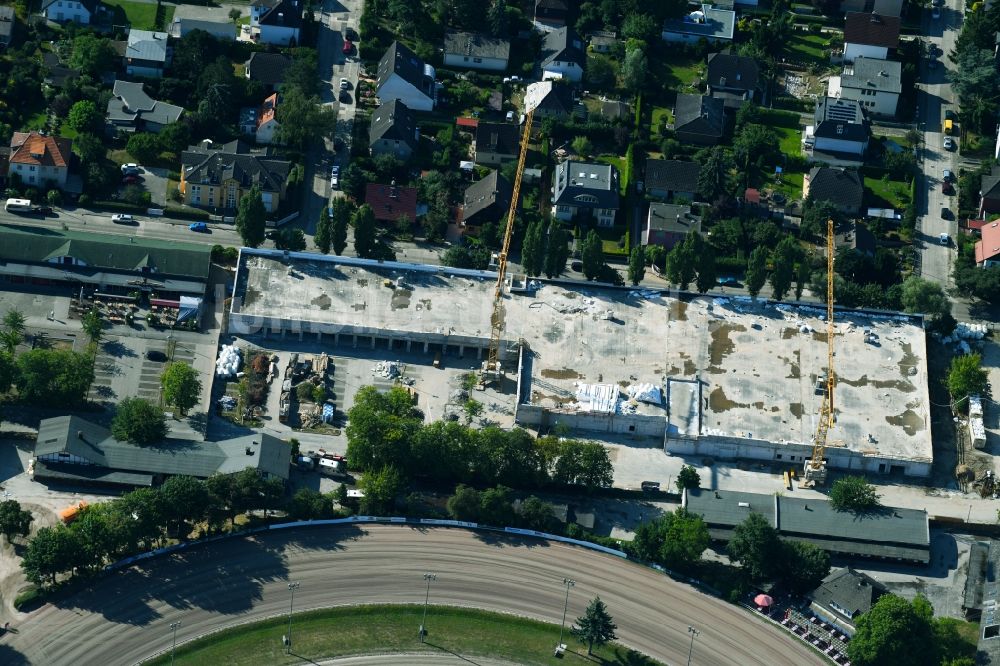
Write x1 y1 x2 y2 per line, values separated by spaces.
346 386 614 491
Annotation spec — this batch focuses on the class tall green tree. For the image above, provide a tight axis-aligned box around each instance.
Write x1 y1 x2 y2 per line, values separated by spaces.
769 237 799 301
580 230 604 281
16 349 94 405
745 246 769 301
552 441 613 490
627 245 645 285
622 46 648 93
544 226 571 278
900 276 950 318
675 465 701 492
81 308 103 345
782 540 831 594
727 512 783 580
161 362 202 416
67 100 102 135
0 499 32 543
630 508 709 571
330 198 354 255
849 594 939 666
693 234 717 293
345 386 422 473
359 465 404 515
235 185 267 248
21 524 82 585
315 206 332 254
666 236 696 290
3 309 26 338
830 476 881 513
487 0 508 36
447 484 482 521
111 397 168 444
352 204 378 259
68 35 116 76
126 133 161 164
947 353 990 402
275 87 337 150
572 596 618 655
521 218 546 277
158 475 210 536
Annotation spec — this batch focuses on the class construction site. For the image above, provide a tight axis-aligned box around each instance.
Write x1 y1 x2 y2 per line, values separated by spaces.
230 249 934 478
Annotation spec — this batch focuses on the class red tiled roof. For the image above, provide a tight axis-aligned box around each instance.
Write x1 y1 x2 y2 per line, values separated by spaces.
844 12 901 49
975 220 1000 264
964 219 988 231
744 188 761 204
258 93 278 129
9 132 72 168
456 117 478 128
365 183 418 222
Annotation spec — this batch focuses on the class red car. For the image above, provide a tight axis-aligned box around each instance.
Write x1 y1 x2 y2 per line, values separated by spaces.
942 181 954 195
342 39 353 55
122 175 140 184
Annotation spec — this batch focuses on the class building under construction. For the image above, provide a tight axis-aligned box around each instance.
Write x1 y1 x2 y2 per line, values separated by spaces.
230 249 934 478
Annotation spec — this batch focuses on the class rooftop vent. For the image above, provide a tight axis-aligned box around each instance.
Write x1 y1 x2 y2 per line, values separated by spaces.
738 501 751 508
245 446 254 455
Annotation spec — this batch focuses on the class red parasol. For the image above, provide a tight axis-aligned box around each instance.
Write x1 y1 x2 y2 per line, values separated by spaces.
754 594 774 607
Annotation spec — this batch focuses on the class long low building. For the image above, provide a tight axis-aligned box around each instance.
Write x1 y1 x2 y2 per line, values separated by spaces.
0 224 211 297
683 488 930 564
32 416 290 488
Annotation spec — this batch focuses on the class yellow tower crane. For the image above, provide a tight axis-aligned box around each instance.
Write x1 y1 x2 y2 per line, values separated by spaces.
803 218 836 486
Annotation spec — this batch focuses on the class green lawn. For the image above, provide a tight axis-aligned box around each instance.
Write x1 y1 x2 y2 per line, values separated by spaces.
784 32 834 67
25 111 48 131
650 106 673 141
772 170 805 202
658 54 704 92
147 605 661 666
864 175 911 208
103 0 173 30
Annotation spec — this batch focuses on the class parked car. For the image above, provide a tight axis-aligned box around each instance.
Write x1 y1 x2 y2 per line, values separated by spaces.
111 213 136 224
146 350 167 362
939 233 950 246
717 276 740 286
122 175 141 184
945 109 957 121
941 207 952 220
342 39 353 55
943 136 955 150
339 90 351 104
345 27 358 40
120 163 140 175
942 181 955 195
189 221 208 232
331 164 340 187
943 169 954 182
339 77 351 90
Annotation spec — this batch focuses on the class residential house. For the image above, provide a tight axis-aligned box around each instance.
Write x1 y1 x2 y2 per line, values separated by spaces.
979 165 1000 217
474 122 520 167
837 221 877 257
369 99 418 161
644 158 701 202
40 0 99 24
253 93 280 144
808 97 870 166
529 81 575 119
0 6 14 47
802 166 864 215
106 80 184 134
376 41 436 112
249 0 302 46
534 0 568 30
365 183 418 225
461 170 513 228
32 415 289 489
9 131 72 189
169 17 236 41
643 203 701 249
662 5 735 44
540 27 585 82
125 29 169 78
841 0 903 16
180 139 292 213
827 57 901 117
706 52 760 110
42 52 79 90
674 93 726 145
843 12 900 61
443 31 510 72
808 568 889 636
600 100 630 121
551 160 620 227
975 220 1000 267
589 31 617 53
244 52 292 92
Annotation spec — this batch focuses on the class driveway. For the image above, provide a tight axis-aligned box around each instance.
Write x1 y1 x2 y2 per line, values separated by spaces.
138 165 170 207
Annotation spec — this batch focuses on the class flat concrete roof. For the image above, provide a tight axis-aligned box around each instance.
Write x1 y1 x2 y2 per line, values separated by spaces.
233 251 931 463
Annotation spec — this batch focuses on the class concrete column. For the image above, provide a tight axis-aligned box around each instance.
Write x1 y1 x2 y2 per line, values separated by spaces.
333 332 340 346
371 336 376 349
477 346 483 359
459 345 464 358
406 339 412 352
423 341 429 353
316 331 322 342
353 334 358 348
298 329 303 341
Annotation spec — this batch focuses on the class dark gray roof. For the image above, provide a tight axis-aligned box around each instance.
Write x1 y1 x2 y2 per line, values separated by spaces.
540 26 585 69
369 99 417 148
684 487 930 562
807 167 864 209
840 57 901 94
814 97 869 142
377 41 431 96
982 165 1000 199
443 31 511 61
852 222 876 255
844 11 900 48
535 84 574 115
0 6 14 40
245 53 293 86
182 139 292 193
552 160 620 209
475 122 520 156
647 203 700 234
965 541 989 613
34 461 156 487
34 415 290 482
674 94 725 138
601 100 630 119
126 29 169 64
706 52 759 92
42 52 80 89
645 159 700 194
463 170 513 223
808 568 889 620
255 0 303 29
107 80 184 126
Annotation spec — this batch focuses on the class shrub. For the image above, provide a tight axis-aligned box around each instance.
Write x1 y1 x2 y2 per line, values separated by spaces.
14 586 43 611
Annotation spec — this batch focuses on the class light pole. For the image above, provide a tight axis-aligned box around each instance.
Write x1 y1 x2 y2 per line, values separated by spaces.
686 626 700 666
285 581 300 654
557 578 575 650
419 572 436 642
169 620 181 666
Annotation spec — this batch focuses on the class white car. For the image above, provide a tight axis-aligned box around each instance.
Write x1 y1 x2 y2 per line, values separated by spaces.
939 233 950 246
330 164 340 187
120 163 139 175
111 213 136 224
943 136 955 150
339 77 350 90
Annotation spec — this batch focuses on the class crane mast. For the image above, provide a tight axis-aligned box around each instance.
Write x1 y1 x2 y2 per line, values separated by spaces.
803 218 835 486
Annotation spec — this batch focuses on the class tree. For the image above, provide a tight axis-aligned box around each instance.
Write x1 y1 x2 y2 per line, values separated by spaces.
521 218 546 276
627 245 645 285
518 496 556 531
571 135 594 157
228 7 242 22
345 385 422 472
666 235 696 289
675 465 701 492
622 13 658 42
16 349 94 405
236 185 267 248
544 226 571 278
631 508 709 570
572 596 618 655
74 132 105 166
159 475 210 536
112 397 168 444
273 228 307 251
4 308 26 338
692 235 717 293
745 246 769 301
782 540 831 594
697 146 734 200
849 594 939 666
288 488 333 520
900 276 950 318
769 237 799 301
81 308 103 345
947 353 990 402
487 0 508 36
0 352 15 394
315 206 332 253
552 440 613 490
447 484 482 521
733 124 779 170
359 465 404 515
275 87 337 150
0 499 32 543
352 204 377 259
67 100 102 135
829 476 882 513
68 35 116 76
126 133 161 164
580 230 604 281
161 362 202 416
21 524 82 585
478 485 515 525
801 199 840 239
330 197 354 255
622 46 648 93
587 55 616 89
158 122 191 154
727 512 783 580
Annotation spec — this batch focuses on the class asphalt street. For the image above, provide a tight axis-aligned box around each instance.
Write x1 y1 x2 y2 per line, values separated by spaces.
3 526 824 666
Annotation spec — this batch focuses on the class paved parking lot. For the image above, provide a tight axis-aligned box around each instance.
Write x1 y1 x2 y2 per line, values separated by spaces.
88 336 197 407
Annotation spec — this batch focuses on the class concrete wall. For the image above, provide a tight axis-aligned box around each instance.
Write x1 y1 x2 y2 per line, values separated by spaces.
516 403 666 437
